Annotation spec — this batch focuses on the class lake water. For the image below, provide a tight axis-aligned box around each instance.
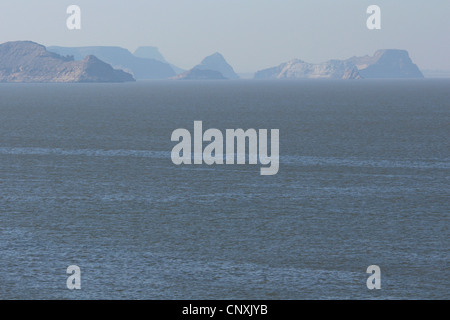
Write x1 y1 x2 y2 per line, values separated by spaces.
0 80 448 299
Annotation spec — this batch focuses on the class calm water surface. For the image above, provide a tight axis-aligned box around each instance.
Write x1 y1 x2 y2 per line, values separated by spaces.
0 80 448 299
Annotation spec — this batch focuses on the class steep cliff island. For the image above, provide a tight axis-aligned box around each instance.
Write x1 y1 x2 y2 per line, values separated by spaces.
348 49 424 79
0 41 135 83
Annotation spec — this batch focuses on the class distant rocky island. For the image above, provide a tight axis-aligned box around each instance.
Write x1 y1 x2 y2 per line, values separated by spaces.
0 41 135 83
174 53 239 80
255 49 424 80
172 67 227 80
48 45 176 80
347 49 424 78
255 59 361 80
0 41 426 82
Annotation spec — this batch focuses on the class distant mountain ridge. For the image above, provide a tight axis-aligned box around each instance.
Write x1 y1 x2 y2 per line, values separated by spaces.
255 49 424 79
0 41 135 83
48 46 176 79
1 42 426 82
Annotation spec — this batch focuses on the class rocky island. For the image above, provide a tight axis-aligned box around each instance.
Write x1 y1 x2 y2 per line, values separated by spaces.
347 49 424 79
173 53 239 80
0 41 135 83
48 45 176 80
255 59 361 80
172 67 226 80
254 49 424 80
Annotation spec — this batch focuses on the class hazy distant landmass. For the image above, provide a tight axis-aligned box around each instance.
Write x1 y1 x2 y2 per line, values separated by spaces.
255 59 361 80
172 67 226 80
174 52 239 80
133 46 185 75
48 46 176 80
133 46 167 63
1 42 429 82
255 49 424 79
195 53 239 79
0 41 135 83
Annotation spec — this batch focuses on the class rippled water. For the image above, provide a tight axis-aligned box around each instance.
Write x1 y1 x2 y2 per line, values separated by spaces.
0 80 448 299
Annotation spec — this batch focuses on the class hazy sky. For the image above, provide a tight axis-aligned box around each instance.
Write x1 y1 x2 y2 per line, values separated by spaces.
0 0 448 73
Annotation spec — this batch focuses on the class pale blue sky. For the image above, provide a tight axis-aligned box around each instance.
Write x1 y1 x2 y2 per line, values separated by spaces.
0 0 448 73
